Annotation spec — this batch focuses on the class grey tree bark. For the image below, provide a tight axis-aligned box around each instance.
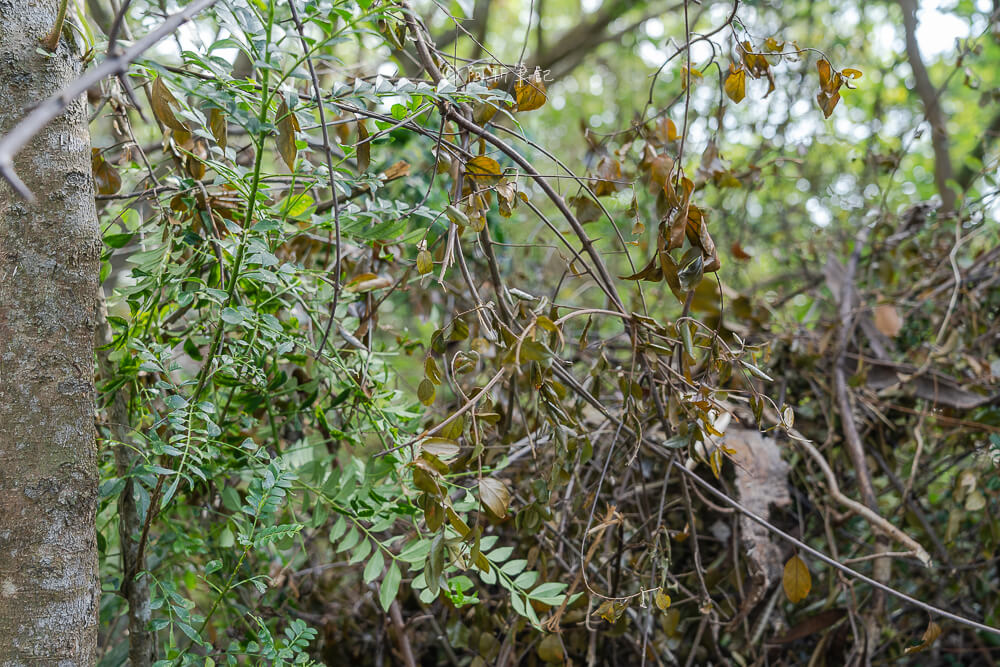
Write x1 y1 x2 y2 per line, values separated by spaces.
0 0 101 664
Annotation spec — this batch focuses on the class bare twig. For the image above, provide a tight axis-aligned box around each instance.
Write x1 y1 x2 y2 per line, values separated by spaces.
0 0 221 200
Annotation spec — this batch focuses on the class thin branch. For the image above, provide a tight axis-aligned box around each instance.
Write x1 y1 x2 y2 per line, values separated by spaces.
898 0 957 214
0 0 221 200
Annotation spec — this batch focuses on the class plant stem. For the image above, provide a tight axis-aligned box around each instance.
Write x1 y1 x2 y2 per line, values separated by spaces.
41 0 70 52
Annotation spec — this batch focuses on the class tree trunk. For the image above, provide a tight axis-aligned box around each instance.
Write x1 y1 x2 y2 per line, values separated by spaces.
0 1 101 664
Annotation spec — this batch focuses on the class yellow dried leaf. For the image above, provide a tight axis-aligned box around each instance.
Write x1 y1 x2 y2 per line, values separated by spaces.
466 155 503 186
416 249 433 274
782 554 811 603
709 447 723 479
725 65 747 104
515 68 547 111
680 65 703 89
655 588 671 611
817 59 834 92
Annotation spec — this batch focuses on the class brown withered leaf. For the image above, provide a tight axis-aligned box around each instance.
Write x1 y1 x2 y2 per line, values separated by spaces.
209 108 227 150
151 76 187 132
568 194 603 223
768 609 846 645
817 90 841 118
873 302 904 337
621 255 662 282
653 117 679 144
657 244 684 300
91 149 121 195
276 99 300 170
186 138 208 180
356 118 370 174
816 59 845 117
648 154 674 194
904 621 942 655
667 177 694 251
593 157 623 196
495 179 517 217
731 241 753 260
817 59 843 94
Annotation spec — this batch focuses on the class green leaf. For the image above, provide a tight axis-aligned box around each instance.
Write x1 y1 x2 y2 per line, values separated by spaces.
363 549 385 584
379 561 401 612
336 527 360 553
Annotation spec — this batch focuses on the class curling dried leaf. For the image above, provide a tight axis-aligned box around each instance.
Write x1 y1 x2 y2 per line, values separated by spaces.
816 90 841 118
416 249 433 274
593 157 623 196
496 180 517 217
816 59 845 117
725 64 747 103
817 59 843 94
209 108 227 150
91 149 121 196
151 76 186 132
680 65 702 89
904 621 942 655
356 118 370 174
276 99 300 170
